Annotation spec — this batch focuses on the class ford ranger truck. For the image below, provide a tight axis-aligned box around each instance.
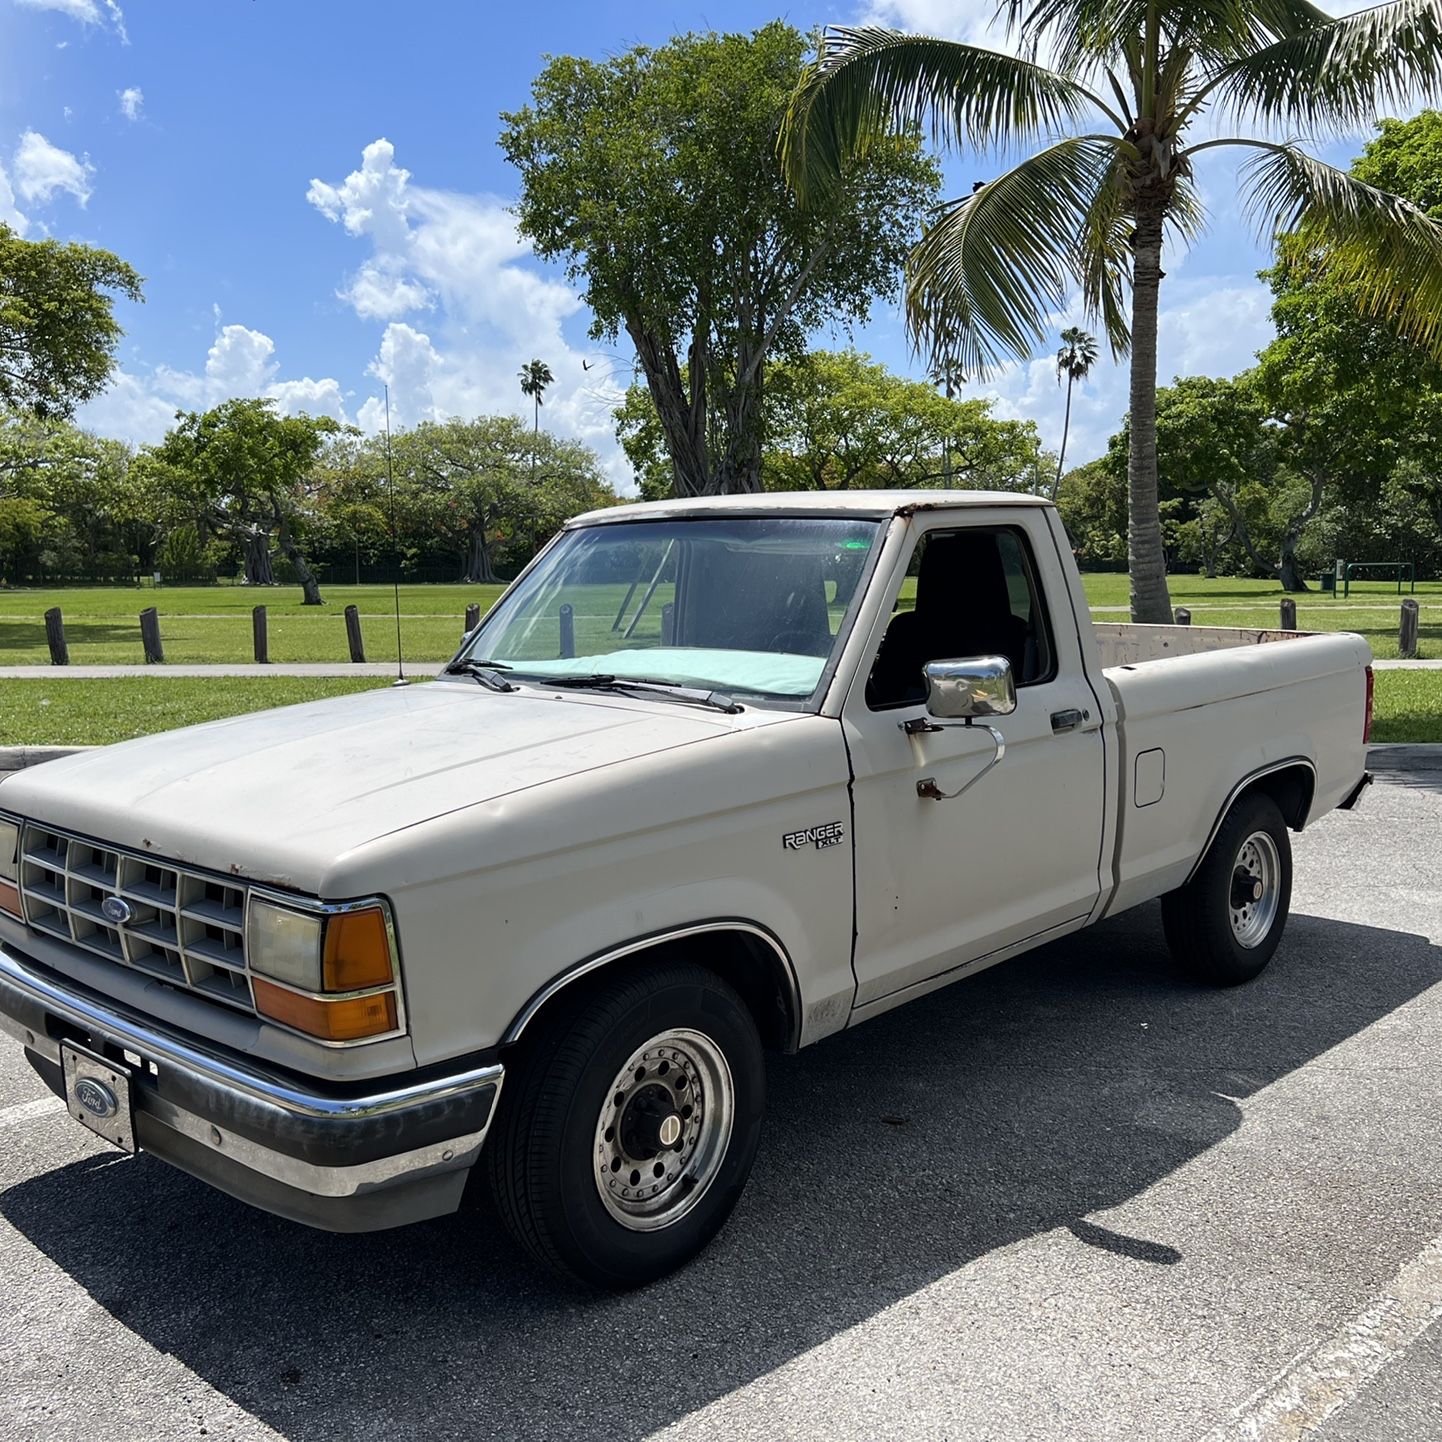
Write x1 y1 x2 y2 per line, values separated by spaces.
0 492 1373 1287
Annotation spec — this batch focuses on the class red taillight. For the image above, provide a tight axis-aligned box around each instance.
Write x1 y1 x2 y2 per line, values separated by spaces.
1363 665 1375 743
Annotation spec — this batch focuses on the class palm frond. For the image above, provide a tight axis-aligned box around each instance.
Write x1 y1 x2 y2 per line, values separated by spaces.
1000 0 1329 72
1202 0 1442 134
904 135 1134 376
1076 145 1133 357
1239 140 1442 353
780 27 1106 201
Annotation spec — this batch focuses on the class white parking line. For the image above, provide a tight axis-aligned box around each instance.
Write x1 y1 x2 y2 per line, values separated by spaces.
1199 1235 1442 1442
0 1095 65 1132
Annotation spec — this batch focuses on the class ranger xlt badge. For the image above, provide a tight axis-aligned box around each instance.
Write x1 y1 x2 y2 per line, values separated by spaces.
783 822 845 851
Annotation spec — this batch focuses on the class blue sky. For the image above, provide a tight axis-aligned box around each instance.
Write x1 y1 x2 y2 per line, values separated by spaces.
0 0 1378 489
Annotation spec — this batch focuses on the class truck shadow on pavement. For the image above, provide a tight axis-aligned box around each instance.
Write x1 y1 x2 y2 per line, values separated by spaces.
4 905 1440 1442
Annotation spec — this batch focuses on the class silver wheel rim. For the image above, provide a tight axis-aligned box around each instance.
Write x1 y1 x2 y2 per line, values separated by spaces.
1230 830 1281 948
592 1027 734 1232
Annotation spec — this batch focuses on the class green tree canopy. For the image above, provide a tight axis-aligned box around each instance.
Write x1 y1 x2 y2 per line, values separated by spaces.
0 225 143 420
142 398 341 604
617 348 1047 500
386 415 613 583
500 22 939 498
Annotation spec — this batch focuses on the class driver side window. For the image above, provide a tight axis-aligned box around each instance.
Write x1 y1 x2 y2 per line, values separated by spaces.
865 525 1054 710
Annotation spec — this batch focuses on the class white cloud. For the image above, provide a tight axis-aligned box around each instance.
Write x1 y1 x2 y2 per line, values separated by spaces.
78 323 349 446
308 138 629 486
342 260 433 321
13 0 101 21
0 159 28 234
13 0 126 39
858 0 1009 44
118 86 143 122
13 130 92 207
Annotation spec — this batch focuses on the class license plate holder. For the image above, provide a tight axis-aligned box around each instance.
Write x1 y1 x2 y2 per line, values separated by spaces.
60 1041 137 1154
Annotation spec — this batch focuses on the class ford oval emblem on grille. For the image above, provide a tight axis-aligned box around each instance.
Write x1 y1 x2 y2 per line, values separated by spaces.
74 1077 118 1118
101 895 132 925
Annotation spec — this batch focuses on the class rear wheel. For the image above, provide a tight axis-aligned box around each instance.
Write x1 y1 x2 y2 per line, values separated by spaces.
1162 791 1292 985
487 962 765 1288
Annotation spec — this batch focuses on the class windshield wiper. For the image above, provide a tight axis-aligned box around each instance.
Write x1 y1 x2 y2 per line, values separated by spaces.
543 673 742 714
442 658 516 692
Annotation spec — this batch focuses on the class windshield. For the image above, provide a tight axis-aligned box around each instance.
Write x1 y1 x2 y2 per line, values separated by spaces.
459 515 881 704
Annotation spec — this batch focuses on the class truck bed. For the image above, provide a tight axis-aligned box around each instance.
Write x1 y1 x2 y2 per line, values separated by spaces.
1094 624 1371 918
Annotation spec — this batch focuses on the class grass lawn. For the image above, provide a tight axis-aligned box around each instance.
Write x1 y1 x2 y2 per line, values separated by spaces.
0 667 1434 747
3 574 1439 665
1369 670 1442 744
0 582 508 666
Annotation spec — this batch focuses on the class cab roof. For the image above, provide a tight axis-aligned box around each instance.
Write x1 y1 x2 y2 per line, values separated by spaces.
567 489 1052 527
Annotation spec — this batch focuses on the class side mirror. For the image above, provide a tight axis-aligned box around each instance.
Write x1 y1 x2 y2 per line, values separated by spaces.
923 655 1017 721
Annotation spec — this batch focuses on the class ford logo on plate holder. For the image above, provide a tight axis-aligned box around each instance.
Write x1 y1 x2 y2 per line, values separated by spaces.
100 895 132 925
74 1077 119 1119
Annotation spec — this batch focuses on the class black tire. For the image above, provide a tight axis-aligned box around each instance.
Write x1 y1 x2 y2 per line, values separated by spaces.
1162 791 1293 986
487 962 765 1289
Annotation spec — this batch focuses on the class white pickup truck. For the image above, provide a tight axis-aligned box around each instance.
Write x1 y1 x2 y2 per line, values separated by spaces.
0 492 1373 1286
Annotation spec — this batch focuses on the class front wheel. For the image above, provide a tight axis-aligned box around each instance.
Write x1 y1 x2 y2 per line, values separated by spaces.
1162 791 1293 985
487 961 765 1288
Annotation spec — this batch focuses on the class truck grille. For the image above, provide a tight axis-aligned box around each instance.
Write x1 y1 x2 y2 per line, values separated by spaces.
17 821 256 1015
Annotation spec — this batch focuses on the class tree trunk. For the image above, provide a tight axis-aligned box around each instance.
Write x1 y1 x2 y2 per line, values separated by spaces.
1126 196 1173 623
1278 549 1310 593
462 527 499 584
1278 473 1325 593
275 520 325 606
627 319 711 498
241 529 275 585
1052 373 1074 501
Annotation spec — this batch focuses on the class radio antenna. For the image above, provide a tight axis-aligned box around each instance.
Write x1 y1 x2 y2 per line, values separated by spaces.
384 384 408 687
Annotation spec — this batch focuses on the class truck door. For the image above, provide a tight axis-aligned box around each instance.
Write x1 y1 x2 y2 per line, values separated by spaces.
843 514 1106 1008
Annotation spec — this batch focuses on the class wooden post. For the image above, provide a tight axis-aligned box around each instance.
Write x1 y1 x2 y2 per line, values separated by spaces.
252 605 269 664
344 604 366 663
1280 598 1297 631
139 607 164 665
464 602 480 635
1174 607 1191 626
661 602 675 646
43 607 69 666
1400 598 1420 659
559 603 575 659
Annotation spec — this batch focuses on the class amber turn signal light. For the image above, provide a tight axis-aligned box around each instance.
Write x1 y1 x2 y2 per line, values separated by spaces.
253 978 398 1042
322 907 394 990
0 879 20 918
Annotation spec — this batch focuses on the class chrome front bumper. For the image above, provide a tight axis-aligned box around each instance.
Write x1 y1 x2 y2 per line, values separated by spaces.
0 943 503 1232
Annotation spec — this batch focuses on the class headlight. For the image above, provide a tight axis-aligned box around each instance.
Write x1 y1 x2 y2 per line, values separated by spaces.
246 897 400 1042
0 816 19 917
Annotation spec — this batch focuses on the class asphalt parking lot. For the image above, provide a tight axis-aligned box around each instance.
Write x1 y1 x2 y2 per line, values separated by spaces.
3 751 1441 1442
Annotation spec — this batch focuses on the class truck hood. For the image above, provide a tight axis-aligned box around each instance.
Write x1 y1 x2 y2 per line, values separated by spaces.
0 680 788 893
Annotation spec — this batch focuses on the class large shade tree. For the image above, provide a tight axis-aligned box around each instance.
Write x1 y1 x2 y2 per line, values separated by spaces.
501 23 939 497
143 398 340 604
782 1 1442 621
0 225 143 420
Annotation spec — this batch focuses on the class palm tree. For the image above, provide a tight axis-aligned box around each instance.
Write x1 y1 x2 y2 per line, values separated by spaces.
1053 326 1098 499
782 3 1442 622
518 358 553 481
